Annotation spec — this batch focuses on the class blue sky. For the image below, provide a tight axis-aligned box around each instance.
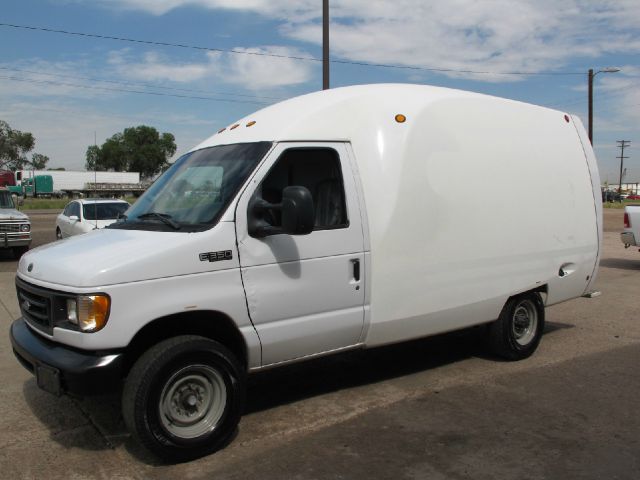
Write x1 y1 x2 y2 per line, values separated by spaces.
1 0 639 184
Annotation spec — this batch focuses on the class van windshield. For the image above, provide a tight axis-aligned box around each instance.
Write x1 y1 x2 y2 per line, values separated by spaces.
0 191 15 209
112 142 271 232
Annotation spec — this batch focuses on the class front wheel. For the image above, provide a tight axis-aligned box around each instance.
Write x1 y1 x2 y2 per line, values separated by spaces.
122 336 245 462
488 292 545 360
56 227 62 240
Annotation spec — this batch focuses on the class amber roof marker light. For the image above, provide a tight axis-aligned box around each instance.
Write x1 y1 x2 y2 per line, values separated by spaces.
395 114 407 123
246 121 256 127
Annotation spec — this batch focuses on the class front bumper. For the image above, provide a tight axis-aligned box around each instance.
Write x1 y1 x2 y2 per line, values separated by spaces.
10 318 125 396
2 232 31 249
621 231 637 247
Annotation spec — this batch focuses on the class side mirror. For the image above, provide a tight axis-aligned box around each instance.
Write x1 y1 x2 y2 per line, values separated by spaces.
247 186 314 238
281 186 314 235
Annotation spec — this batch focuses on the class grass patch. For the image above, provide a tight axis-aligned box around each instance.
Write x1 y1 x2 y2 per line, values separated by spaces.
603 200 640 209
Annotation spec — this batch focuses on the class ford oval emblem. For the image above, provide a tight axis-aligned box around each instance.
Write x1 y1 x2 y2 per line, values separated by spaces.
27 263 33 272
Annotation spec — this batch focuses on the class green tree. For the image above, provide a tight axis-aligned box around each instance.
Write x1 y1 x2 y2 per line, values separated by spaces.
85 126 177 179
0 120 35 170
30 153 49 170
85 145 103 171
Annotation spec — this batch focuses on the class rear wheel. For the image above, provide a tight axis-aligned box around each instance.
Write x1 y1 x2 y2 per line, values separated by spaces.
488 292 545 360
56 228 62 240
122 335 245 462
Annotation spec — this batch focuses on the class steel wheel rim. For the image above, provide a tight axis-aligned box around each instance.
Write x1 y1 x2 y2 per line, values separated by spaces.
159 364 227 439
512 299 538 346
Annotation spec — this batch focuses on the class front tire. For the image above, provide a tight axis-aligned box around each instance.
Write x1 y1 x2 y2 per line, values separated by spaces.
56 227 62 240
488 292 545 360
122 336 245 462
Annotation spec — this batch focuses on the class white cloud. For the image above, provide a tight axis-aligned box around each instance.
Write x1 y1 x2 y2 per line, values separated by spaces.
108 47 314 90
0 59 107 99
85 0 640 82
79 0 317 18
110 50 212 83
214 47 314 89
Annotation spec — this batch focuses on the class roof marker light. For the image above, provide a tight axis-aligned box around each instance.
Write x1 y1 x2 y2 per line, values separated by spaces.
246 121 256 127
395 114 407 123
230 124 240 130
217 127 226 134
564 115 570 123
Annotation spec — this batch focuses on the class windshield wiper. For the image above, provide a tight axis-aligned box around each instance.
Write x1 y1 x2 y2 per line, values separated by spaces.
137 212 181 230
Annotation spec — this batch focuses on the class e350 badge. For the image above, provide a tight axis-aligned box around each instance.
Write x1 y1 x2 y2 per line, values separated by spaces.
199 250 233 262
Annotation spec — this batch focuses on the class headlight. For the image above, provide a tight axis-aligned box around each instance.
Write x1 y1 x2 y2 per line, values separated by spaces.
20 224 30 232
66 294 110 332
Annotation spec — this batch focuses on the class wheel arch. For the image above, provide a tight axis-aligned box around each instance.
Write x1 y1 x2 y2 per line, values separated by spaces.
530 284 548 304
123 310 248 376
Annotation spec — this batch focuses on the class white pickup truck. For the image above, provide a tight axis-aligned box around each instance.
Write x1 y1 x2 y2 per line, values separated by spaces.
622 205 640 250
0 188 31 258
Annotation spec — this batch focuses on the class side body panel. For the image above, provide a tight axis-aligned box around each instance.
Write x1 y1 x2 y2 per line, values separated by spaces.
352 98 599 346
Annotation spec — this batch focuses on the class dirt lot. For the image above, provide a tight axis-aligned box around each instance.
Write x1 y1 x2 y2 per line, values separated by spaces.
0 208 638 479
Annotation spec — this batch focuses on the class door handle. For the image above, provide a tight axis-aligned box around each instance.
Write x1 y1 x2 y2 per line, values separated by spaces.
351 259 360 282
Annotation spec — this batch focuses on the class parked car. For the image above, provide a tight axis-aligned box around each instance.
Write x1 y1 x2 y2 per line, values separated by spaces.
0 188 31 257
626 194 640 200
602 190 622 202
56 198 129 239
622 205 640 251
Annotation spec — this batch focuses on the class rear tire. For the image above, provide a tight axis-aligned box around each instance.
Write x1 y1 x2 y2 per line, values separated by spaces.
122 335 245 462
56 228 62 240
488 292 545 360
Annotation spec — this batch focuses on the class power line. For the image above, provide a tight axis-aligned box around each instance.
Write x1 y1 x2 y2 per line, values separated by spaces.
0 75 271 105
0 22 587 76
0 66 284 101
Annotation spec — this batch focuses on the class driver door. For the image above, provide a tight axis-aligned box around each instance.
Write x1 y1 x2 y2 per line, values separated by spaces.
235 142 366 366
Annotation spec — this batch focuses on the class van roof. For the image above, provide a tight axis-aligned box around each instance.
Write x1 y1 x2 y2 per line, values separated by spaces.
192 83 555 151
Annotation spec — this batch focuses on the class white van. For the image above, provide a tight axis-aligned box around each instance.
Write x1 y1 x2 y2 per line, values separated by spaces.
10 84 602 461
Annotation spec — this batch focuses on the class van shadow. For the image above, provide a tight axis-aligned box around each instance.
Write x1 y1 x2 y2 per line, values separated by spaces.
0 249 17 262
21 379 161 464
245 320 573 413
244 328 484 414
20 321 570 464
599 258 640 271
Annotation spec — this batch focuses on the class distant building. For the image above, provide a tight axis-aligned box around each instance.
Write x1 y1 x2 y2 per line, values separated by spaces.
602 182 639 194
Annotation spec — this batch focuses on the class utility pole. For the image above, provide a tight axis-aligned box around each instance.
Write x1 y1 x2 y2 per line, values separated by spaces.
588 69 593 143
587 67 620 145
617 140 630 193
322 0 329 90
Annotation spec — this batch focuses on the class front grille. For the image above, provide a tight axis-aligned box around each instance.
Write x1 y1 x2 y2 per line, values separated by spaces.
0 223 25 233
16 279 54 334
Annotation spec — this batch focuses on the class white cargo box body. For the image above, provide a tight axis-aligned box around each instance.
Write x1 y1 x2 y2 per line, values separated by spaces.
197 84 601 347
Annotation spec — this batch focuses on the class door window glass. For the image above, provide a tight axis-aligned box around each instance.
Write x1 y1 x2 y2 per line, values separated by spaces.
69 202 80 218
260 148 348 230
